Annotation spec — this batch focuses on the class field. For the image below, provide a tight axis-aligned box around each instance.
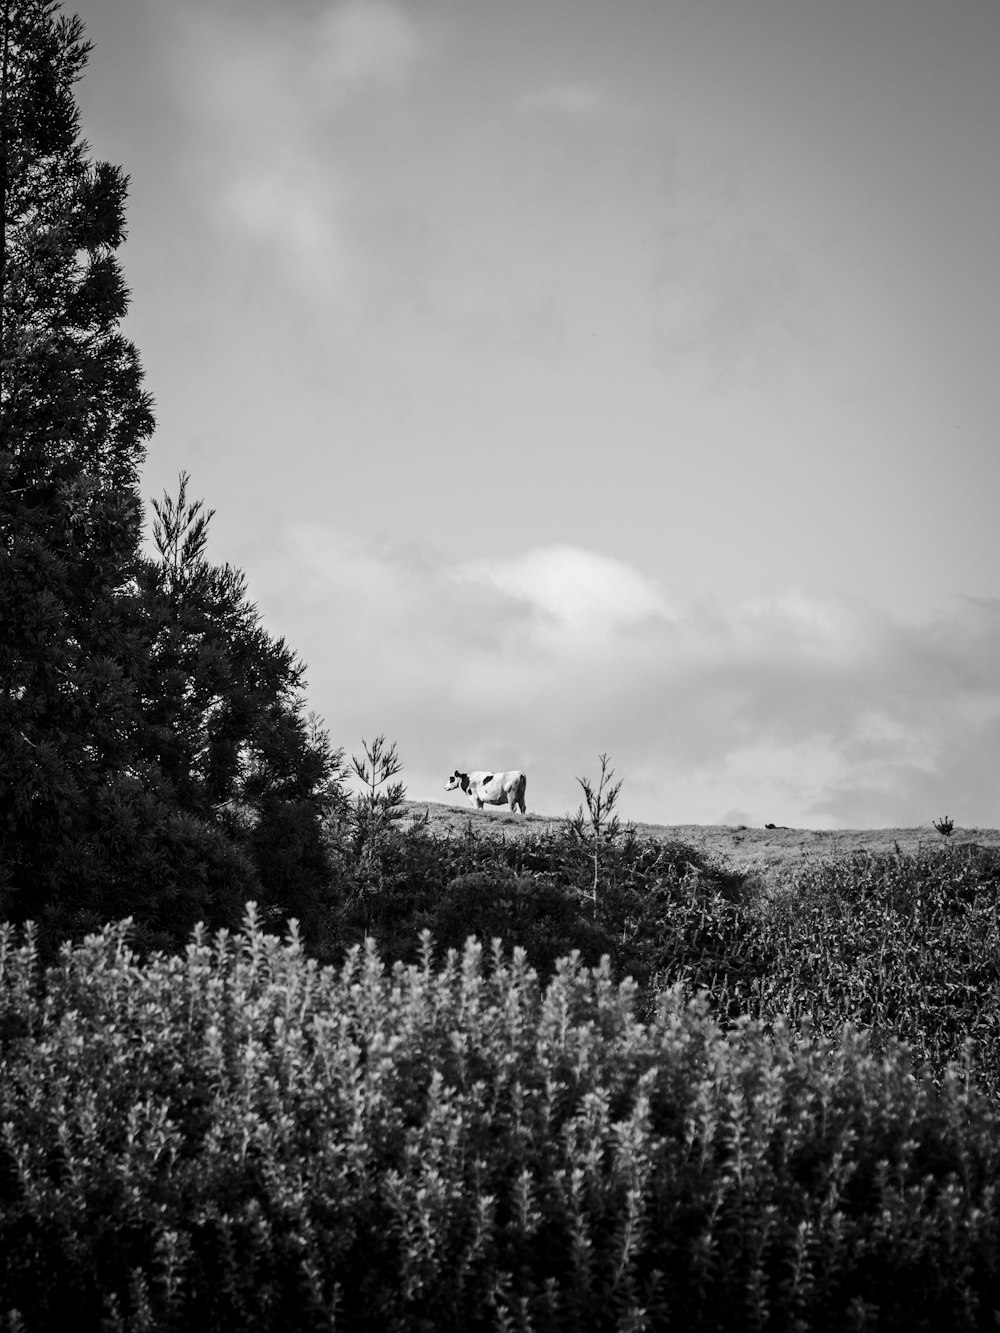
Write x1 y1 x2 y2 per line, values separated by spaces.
404 798 1000 885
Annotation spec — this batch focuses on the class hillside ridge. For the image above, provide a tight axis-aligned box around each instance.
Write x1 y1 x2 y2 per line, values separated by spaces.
401 799 1000 883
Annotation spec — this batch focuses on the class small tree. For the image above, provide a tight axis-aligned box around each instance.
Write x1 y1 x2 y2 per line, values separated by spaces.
933 815 956 839
350 734 405 885
567 753 624 910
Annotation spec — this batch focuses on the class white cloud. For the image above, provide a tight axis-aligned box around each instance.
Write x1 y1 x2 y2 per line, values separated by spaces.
454 545 672 638
245 526 1000 830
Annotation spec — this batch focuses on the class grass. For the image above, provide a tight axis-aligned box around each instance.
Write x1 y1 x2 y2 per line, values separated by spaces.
404 800 1000 891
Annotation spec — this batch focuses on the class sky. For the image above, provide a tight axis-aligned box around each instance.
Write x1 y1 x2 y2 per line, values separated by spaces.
70 0 999 829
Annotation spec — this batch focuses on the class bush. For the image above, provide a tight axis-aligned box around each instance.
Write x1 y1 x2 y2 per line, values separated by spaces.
431 869 611 976
734 846 1000 1096
327 821 1000 1099
2 910 1000 1331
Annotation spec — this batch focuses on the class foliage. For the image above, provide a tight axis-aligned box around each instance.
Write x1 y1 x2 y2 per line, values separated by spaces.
325 788 751 993
0 0 154 923
349 734 407 882
430 868 610 978
566 752 626 909
328 808 1000 1099
131 473 342 948
730 846 1000 1098
0 7 340 955
1 911 999 1332
934 816 956 838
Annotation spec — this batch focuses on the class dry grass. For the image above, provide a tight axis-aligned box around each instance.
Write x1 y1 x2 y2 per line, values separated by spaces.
402 799 1000 889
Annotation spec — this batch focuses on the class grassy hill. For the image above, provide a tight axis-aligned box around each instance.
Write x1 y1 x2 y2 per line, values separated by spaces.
403 798 1000 886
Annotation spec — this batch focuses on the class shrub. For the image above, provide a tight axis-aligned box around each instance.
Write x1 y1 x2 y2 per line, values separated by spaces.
326 818 1000 1099
431 869 610 976
732 846 1000 1097
2 911 1000 1330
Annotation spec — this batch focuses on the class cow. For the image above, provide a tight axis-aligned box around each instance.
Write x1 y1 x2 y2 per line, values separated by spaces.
445 769 527 814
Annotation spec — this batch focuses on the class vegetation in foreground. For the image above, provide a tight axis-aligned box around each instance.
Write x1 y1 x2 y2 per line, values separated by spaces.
322 791 1000 1098
2 911 999 1333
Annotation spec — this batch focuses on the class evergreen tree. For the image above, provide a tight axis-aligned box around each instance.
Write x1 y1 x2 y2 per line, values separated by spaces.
134 474 343 947
0 0 154 928
0 5 339 951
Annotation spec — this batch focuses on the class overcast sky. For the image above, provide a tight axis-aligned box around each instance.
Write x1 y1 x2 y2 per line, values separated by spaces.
72 0 999 829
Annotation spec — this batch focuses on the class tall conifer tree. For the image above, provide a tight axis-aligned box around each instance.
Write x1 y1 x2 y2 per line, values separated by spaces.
0 0 155 925
1 5 339 950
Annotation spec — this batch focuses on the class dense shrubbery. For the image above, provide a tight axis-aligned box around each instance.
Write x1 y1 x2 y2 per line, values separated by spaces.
2 911 999 1332
730 845 1000 1095
327 818 1000 1096
328 816 743 977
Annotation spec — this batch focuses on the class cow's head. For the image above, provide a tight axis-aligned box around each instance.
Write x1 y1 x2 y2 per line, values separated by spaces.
444 770 469 793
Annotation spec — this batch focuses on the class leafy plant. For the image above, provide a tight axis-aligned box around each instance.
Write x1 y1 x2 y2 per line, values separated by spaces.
2 911 1000 1331
730 845 1000 1096
566 753 626 910
933 815 956 837
342 735 411 928
351 734 405 818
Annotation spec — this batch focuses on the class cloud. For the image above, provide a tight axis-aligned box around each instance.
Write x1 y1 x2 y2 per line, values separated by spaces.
170 1 427 297
454 545 673 639
246 526 1000 830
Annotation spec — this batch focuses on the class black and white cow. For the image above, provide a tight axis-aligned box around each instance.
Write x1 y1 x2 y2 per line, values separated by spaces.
445 769 527 814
